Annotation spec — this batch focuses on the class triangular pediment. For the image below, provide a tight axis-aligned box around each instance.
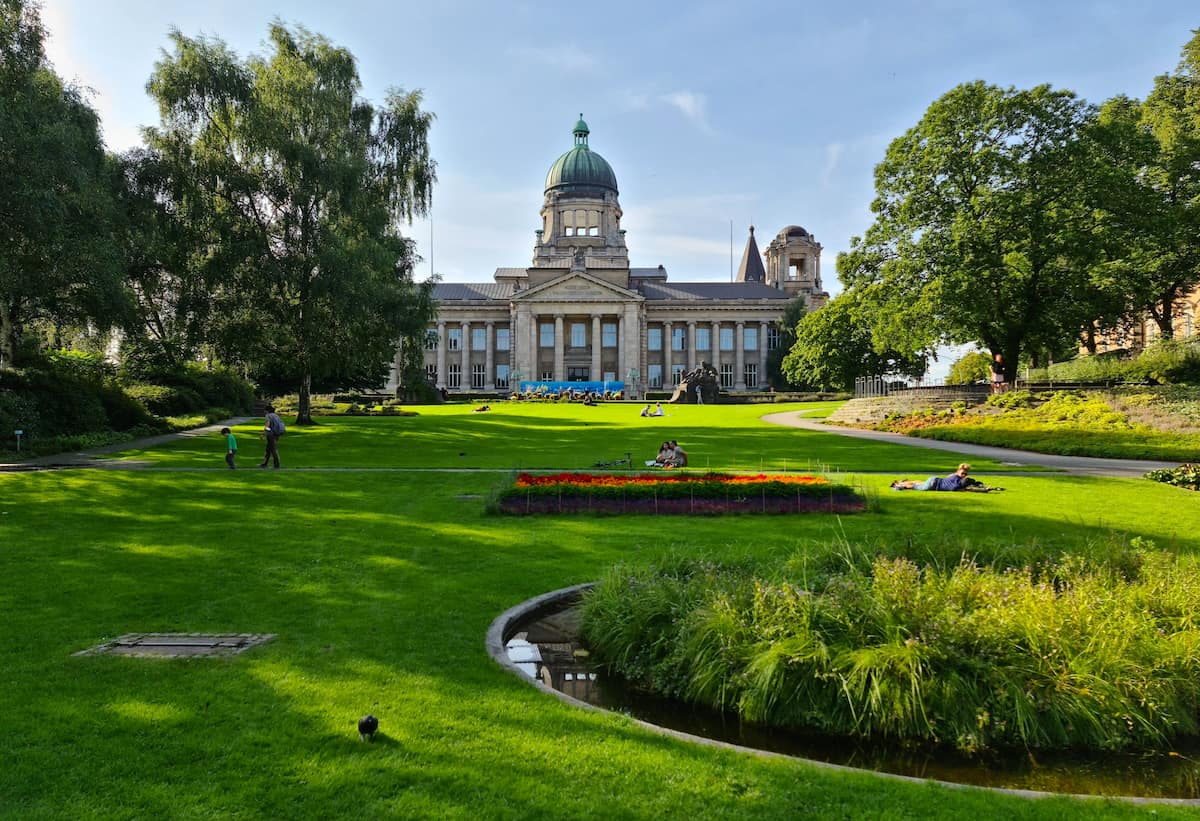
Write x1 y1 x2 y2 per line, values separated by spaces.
513 271 642 303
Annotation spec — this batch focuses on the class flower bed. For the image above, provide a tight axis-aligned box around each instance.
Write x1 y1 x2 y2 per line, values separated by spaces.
492 472 864 515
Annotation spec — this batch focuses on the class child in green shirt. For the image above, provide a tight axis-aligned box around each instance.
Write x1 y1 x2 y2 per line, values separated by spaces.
221 427 237 469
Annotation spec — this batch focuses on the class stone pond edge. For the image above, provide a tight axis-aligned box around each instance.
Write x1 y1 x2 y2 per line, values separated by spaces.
485 583 1200 807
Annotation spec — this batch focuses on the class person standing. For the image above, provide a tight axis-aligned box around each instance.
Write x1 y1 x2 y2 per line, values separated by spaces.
221 427 238 469
260 405 285 469
990 353 1007 395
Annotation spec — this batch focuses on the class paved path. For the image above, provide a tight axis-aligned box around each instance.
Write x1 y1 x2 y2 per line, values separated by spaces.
0 417 255 471
760 411 1178 478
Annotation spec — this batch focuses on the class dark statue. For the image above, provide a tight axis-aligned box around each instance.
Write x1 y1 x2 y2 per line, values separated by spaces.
670 361 720 404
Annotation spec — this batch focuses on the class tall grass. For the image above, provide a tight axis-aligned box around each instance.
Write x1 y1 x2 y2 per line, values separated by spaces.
580 539 1200 754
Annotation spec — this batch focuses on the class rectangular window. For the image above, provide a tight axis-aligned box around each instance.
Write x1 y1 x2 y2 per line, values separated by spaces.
541 370 554 381
767 326 781 351
567 366 589 381
603 371 616 382
672 327 686 351
424 328 438 350
648 327 663 351
496 328 510 351
570 322 586 348
648 364 663 388
472 328 486 351
602 322 617 347
471 363 485 388
743 326 758 351
719 327 734 351
672 364 685 385
447 363 462 388
744 363 758 388
540 323 554 348
425 364 437 383
448 328 462 351
719 363 734 387
495 364 510 389
696 328 710 351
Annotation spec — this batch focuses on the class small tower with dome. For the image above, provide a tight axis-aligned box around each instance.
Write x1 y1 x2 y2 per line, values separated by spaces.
764 225 828 308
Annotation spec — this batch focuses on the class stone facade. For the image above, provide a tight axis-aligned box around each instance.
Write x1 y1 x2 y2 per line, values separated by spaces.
393 118 830 397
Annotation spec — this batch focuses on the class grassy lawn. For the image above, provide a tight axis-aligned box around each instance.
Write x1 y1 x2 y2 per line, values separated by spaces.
2 404 1197 818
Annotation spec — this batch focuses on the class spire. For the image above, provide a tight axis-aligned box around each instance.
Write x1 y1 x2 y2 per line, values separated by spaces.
573 113 589 147
735 225 766 283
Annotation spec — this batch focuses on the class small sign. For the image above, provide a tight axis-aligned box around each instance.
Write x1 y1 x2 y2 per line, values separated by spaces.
13 430 22 436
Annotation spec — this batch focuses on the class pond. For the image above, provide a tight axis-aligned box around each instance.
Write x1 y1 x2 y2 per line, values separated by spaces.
503 595 1200 800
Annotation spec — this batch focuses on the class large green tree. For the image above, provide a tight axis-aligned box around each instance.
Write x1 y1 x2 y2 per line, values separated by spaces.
781 294 925 392
145 22 437 422
1087 32 1200 340
0 0 125 367
838 82 1098 382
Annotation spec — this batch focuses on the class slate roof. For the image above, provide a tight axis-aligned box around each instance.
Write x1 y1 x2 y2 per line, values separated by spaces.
432 282 517 301
735 227 766 283
639 282 792 301
493 268 528 278
630 267 668 278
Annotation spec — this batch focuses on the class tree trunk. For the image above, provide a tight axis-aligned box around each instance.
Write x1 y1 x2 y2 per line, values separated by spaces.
0 301 19 369
1154 293 1175 340
1083 324 1098 356
297 371 313 425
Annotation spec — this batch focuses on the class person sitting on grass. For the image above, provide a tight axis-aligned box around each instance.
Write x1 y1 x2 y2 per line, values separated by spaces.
669 440 688 468
892 463 972 491
651 441 673 466
640 404 651 417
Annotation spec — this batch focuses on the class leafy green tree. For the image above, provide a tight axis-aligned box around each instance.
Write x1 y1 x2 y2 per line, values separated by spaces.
1088 33 1200 340
838 82 1098 383
781 294 925 392
764 296 807 390
0 0 126 367
945 351 991 385
145 22 437 422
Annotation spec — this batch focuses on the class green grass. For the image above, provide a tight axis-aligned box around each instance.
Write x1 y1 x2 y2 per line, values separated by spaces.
2 405 1197 818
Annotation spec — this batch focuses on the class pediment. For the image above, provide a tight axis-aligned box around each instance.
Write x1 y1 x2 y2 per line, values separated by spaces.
513 271 642 303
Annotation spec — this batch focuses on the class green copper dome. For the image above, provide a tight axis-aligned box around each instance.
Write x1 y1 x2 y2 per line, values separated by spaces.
545 114 618 195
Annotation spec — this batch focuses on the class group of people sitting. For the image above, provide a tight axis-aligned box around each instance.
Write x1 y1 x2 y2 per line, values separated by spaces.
891 463 1004 493
647 440 688 468
639 403 665 417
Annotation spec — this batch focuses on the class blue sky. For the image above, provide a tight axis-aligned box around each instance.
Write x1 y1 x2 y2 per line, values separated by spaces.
42 1 1197 295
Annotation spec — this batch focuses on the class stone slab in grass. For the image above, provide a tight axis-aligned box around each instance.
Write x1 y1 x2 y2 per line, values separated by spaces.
74 633 275 659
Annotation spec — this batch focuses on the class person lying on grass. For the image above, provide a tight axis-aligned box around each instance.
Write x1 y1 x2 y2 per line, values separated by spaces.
891 463 1004 492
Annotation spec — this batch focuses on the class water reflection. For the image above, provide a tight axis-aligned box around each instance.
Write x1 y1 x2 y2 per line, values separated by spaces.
506 601 1200 800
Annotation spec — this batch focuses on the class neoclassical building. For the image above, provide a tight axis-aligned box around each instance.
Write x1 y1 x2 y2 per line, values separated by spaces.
414 117 828 396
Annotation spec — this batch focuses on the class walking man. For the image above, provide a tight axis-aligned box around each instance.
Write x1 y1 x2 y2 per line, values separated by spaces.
260 405 285 468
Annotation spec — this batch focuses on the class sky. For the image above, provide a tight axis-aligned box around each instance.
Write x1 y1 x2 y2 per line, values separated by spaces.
37 0 1199 379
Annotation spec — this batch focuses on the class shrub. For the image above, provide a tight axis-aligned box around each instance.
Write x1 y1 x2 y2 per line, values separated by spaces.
1145 464 1200 491
126 383 205 416
582 541 1200 755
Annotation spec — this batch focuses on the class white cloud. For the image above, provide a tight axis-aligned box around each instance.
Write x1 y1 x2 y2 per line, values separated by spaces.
819 142 844 188
660 90 712 133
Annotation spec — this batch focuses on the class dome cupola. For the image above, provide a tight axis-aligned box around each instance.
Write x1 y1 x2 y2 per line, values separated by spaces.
544 114 618 196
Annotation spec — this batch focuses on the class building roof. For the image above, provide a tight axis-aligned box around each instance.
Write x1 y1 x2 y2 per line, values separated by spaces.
735 226 766 283
493 267 528 278
545 115 618 195
432 282 517 301
639 281 793 301
630 266 668 279
781 224 811 239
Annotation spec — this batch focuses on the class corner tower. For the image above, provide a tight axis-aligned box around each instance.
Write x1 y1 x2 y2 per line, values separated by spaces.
532 116 629 284
764 225 829 308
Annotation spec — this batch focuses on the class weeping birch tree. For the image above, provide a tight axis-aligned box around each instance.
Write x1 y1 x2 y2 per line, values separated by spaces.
146 22 436 422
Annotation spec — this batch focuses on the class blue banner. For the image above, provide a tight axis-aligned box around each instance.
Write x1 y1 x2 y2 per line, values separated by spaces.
517 381 624 395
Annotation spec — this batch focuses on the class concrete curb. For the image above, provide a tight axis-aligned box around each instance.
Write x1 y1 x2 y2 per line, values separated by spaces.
486 584 1200 807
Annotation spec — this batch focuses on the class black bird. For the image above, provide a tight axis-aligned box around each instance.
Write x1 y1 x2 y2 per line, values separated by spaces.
358 714 379 742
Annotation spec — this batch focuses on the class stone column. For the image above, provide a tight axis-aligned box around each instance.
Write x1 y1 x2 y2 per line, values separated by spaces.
687 321 697 371
617 314 625 384
461 321 471 390
531 312 541 380
591 314 601 381
623 303 640 395
711 320 720 370
436 320 447 389
553 314 564 381
485 321 495 391
662 320 673 388
735 321 746 390
759 321 769 389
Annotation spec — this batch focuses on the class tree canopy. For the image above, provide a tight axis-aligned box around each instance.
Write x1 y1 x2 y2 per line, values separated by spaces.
0 0 126 367
145 22 437 421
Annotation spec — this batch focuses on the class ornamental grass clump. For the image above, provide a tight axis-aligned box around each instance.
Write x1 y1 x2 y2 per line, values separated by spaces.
580 543 1200 754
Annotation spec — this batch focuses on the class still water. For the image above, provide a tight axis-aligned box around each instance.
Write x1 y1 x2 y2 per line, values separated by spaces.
506 601 1200 799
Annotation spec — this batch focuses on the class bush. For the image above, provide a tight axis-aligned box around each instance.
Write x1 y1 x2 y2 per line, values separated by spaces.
1145 464 1200 491
126 383 205 416
1034 339 1200 385
582 540 1200 755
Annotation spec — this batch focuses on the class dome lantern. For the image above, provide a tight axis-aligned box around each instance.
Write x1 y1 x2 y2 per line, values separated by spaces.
545 114 618 195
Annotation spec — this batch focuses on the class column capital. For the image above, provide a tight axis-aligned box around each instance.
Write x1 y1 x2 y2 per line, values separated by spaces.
687 320 696 327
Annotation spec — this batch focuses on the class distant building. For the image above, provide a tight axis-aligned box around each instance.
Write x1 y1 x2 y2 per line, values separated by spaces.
1087 289 1199 354
397 117 828 396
